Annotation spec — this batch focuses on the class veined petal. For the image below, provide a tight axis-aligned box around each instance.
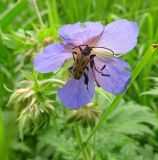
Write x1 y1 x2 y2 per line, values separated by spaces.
96 19 138 54
58 71 95 109
59 22 104 46
34 43 72 73
94 54 131 94
59 22 81 40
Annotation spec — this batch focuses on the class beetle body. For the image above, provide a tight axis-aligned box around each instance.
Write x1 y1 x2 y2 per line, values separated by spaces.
73 53 90 79
72 46 92 80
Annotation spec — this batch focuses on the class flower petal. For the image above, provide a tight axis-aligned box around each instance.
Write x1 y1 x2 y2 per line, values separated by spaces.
59 22 104 46
96 19 138 54
58 71 95 109
59 22 81 40
94 54 131 94
34 43 72 73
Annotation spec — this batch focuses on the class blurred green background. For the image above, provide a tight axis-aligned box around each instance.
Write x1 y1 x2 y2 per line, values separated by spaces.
0 0 158 160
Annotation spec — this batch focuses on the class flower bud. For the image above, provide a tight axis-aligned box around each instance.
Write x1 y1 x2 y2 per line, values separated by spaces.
43 37 53 45
67 103 101 128
7 79 54 139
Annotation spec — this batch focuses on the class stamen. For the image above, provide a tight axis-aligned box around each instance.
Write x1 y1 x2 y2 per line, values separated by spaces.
90 58 110 79
100 64 110 76
101 65 106 71
101 73 110 77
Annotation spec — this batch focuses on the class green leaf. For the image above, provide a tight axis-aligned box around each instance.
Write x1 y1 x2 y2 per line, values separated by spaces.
140 77 158 96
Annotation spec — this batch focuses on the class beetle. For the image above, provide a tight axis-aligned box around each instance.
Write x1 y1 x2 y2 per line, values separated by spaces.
72 45 92 80
69 44 114 88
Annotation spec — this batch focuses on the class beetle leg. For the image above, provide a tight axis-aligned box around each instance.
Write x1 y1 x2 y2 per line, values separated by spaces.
84 72 89 90
69 66 73 73
89 58 100 87
72 51 77 61
79 46 83 52
90 67 100 87
90 54 96 59
89 55 110 87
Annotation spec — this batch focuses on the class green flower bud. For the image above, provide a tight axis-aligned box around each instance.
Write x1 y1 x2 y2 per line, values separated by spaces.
67 103 101 128
7 79 55 139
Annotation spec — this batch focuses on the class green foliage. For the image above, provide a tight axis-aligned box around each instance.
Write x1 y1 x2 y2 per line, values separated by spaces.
93 101 158 160
0 1 28 30
8 101 158 160
0 109 8 160
141 77 158 96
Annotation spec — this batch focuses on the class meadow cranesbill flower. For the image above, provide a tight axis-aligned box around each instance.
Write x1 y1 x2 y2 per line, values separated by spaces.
34 19 138 109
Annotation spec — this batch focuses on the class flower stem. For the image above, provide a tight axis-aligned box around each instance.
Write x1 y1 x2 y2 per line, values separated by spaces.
32 0 45 27
74 124 90 160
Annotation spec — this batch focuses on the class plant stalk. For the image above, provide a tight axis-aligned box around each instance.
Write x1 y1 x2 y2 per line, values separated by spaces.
75 124 90 160
32 0 45 27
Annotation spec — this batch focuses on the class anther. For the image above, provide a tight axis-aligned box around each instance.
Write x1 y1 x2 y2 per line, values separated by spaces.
101 73 110 77
101 65 106 71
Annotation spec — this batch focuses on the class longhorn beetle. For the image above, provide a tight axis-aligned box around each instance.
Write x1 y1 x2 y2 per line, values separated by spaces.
69 44 114 88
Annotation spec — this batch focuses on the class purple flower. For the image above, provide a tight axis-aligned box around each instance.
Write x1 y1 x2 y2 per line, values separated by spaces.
34 19 138 109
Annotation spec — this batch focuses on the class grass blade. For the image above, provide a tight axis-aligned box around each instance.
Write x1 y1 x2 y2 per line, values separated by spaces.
0 109 8 160
0 1 28 30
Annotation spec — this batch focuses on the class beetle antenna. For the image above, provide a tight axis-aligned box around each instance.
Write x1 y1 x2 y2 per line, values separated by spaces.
72 44 89 49
91 46 115 55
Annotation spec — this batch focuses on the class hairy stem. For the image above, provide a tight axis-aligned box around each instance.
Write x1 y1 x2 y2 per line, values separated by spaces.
74 125 90 160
